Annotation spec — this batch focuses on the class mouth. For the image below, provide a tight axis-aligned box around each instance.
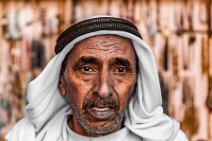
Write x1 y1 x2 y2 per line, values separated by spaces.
86 106 116 121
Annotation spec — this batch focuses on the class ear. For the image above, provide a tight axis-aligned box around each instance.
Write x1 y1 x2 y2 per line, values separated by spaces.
58 76 66 96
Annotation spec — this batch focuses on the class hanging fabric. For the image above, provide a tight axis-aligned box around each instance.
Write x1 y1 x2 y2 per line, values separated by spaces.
181 76 199 140
172 44 179 82
207 75 212 111
162 37 169 71
201 37 209 74
206 32 212 112
158 71 169 115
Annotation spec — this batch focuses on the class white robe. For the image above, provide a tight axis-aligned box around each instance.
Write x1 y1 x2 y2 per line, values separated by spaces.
6 20 188 141
6 110 187 141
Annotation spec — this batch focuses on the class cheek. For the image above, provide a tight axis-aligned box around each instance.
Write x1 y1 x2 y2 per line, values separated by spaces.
65 72 95 109
114 75 136 109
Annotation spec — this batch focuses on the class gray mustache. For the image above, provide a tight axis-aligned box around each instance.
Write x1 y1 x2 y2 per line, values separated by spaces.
83 98 119 110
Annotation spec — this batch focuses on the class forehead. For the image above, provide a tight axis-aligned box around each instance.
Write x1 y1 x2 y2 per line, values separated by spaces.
68 35 136 60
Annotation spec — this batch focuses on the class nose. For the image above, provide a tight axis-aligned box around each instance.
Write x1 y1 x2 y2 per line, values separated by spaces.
95 71 113 98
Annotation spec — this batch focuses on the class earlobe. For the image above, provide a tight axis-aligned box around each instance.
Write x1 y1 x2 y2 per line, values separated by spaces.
58 76 66 96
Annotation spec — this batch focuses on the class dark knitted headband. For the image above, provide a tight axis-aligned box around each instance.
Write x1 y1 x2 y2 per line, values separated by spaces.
55 17 142 54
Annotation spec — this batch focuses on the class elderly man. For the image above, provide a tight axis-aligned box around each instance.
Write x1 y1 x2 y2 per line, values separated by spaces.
6 16 187 141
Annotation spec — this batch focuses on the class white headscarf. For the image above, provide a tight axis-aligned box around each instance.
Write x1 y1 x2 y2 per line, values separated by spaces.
6 18 187 141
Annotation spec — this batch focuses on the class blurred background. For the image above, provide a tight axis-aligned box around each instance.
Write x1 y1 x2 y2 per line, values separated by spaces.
0 0 211 141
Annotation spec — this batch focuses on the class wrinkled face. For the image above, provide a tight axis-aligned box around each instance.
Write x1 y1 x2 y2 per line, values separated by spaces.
59 35 137 136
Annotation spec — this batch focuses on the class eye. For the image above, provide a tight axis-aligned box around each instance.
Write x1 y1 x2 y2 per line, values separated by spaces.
113 66 128 73
80 66 96 73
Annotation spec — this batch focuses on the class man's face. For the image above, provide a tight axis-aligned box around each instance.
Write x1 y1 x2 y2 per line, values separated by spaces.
59 35 137 136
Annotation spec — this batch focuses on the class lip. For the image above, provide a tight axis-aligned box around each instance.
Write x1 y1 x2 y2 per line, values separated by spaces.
86 106 116 121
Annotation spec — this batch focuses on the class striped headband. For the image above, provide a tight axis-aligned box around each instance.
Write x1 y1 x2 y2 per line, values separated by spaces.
55 17 142 54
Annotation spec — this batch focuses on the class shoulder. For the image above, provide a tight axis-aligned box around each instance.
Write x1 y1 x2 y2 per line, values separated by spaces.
123 129 187 141
5 117 35 141
172 130 188 141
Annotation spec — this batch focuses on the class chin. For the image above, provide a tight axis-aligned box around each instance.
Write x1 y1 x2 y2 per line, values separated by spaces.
75 110 125 136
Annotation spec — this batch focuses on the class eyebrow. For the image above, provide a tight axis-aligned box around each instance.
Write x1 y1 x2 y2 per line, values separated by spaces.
72 56 133 71
72 56 99 70
110 57 132 68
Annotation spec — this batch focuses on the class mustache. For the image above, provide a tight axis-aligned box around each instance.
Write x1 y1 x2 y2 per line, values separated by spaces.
83 97 119 110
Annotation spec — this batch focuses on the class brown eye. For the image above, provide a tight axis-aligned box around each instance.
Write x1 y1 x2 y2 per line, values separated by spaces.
80 66 95 73
114 67 127 73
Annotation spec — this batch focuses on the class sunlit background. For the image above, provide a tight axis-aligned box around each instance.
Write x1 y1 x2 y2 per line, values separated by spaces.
0 0 211 141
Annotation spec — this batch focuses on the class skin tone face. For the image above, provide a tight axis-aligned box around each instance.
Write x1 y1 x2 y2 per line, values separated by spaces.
59 35 137 137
